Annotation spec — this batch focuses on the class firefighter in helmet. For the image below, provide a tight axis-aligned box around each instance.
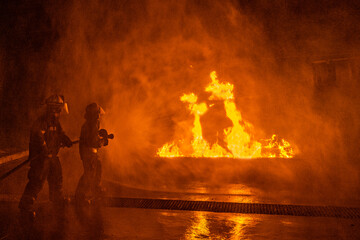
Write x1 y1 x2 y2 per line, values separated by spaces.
75 103 110 203
19 94 73 219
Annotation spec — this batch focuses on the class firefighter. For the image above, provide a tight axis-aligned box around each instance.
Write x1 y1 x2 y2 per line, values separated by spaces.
18 94 73 220
75 103 110 204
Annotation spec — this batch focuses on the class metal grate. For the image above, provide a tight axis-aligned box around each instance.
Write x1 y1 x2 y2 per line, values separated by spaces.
104 197 360 219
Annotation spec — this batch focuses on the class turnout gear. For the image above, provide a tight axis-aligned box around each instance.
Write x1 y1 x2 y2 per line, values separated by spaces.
75 103 112 203
19 96 72 214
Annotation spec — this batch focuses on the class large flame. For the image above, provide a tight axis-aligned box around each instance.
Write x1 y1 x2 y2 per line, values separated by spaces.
157 71 295 158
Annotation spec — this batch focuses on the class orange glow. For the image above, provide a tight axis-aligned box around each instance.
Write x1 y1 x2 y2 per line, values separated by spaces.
184 212 210 239
157 71 295 158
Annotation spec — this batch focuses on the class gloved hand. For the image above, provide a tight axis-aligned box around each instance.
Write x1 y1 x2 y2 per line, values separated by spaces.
62 135 73 148
99 129 108 138
99 129 109 146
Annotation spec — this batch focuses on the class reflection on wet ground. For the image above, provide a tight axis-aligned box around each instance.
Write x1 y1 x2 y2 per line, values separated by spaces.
98 208 360 239
0 194 360 239
183 211 255 239
105 181 260 204
1 157 360 239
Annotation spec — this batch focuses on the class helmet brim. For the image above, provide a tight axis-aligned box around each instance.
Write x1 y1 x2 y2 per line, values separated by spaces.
63 103 69 114
99 106 105 115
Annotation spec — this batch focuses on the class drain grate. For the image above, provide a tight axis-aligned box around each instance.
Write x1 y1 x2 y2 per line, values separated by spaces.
104 197 360 219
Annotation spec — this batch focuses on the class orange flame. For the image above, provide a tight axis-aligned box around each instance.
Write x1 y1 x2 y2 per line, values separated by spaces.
157 71 295 158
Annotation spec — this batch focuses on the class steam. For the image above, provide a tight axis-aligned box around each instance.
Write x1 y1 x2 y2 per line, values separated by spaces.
40 0 360 203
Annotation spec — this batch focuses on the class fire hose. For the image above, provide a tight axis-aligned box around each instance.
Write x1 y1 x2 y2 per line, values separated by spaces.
0 133 114 182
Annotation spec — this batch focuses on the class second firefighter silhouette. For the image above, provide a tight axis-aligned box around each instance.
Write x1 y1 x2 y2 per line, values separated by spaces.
75 103 112 202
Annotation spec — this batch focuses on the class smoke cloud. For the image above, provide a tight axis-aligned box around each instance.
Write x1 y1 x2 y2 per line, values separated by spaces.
34 0 360 203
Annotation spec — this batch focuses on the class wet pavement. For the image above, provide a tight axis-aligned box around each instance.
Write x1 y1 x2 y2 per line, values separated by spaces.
0 155 360 239
0 200 359 240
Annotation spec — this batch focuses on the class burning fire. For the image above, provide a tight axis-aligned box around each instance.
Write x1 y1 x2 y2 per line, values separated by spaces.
157 71 295 158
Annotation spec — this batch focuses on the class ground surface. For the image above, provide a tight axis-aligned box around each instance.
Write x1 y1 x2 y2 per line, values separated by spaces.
0 155 359 239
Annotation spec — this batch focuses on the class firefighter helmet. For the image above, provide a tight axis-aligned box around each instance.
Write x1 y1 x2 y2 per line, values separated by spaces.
84 103 105 120
45 94 69 114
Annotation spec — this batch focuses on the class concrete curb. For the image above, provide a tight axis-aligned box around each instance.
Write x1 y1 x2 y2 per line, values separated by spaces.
0 151 28 165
